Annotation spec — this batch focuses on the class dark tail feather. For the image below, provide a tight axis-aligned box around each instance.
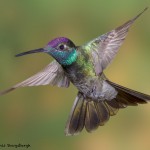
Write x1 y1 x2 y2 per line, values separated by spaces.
107 80 150 106
84 100 110 132
65 92 86 136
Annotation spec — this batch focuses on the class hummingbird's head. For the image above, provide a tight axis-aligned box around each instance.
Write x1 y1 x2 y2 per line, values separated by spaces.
16 37 77 66
45 37 77 65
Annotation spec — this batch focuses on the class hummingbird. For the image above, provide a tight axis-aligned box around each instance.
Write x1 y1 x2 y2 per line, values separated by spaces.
0 8 149 136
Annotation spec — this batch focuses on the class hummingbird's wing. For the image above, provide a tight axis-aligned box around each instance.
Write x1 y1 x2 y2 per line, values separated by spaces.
0 60 70 95
85 8 147 75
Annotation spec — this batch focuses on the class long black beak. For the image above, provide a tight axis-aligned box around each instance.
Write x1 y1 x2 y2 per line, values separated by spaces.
15 48 46 57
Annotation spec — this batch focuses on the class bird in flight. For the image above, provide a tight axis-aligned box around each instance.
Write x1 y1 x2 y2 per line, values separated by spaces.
0 7 149 136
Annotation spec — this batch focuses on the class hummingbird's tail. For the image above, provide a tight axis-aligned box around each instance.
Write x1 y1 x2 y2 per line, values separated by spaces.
65 81 150 136
65 92 109 136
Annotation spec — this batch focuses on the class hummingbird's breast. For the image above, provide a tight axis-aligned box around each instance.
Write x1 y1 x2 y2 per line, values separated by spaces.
63 49 117 101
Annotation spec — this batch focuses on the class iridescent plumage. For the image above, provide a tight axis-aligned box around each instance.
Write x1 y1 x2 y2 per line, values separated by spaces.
0 7 149 136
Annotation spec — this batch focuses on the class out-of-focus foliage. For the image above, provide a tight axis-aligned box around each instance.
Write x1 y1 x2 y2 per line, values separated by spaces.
0 1 150 150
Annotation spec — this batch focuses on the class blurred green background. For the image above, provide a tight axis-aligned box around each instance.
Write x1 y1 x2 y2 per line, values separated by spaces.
0 0 150 150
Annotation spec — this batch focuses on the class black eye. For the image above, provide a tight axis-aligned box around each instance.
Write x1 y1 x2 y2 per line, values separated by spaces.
59 44 65 50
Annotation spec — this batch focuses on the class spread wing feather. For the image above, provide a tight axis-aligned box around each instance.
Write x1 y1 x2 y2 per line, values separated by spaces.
85 8 148 75
0 60 70 95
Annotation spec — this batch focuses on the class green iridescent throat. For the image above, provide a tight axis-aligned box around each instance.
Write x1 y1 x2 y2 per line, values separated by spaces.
48 48 77 66
62 49 77 66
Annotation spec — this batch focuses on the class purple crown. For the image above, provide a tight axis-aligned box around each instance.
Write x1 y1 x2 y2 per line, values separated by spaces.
48 37 69 48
